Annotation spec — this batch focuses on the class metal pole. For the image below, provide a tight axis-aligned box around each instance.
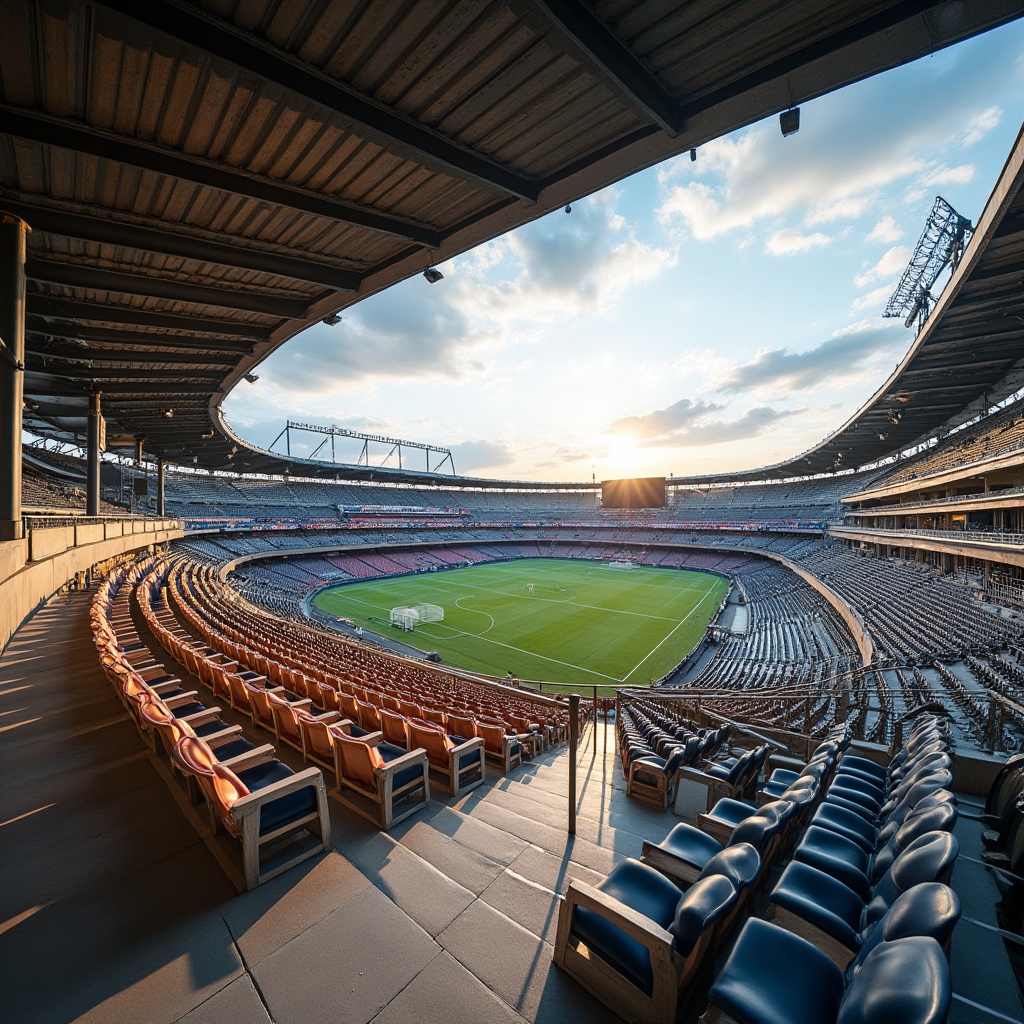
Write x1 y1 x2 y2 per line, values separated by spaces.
156 458 166 517
0 212 28 541
568 694 579 835
593 685 598 754
87 391 101 516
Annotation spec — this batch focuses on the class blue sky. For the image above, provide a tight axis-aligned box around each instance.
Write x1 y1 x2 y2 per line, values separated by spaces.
224 22 1024 483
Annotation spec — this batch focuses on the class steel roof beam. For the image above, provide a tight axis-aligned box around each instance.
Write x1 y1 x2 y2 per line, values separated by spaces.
27 342 234 366
529 1 684 134
94 1 540 202
26 257 309 319
27 297 273 339
0 107 442 246
25 358 224 381
26 321 254 355
3 198 361 291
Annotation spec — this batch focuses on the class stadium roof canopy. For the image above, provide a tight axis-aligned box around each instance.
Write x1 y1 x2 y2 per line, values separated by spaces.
7 0 1024 485
672 122 1024 485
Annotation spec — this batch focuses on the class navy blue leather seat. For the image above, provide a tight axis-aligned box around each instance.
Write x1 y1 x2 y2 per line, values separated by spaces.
770 830 959 953
708 919 951 1024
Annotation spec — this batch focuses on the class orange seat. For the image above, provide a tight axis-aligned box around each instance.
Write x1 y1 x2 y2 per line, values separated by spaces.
406 719 485 796
331 730 429 829
171 736 330 890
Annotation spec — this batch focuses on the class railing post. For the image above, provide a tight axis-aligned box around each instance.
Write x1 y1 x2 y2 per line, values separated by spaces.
568 694 579 835
593 685 598 754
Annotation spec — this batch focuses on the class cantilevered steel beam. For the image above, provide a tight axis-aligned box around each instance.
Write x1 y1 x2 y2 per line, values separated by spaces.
0 107 442 247
26 318 254 353
27 296 273 339
688 0 977 117
25 358 225 381
2 199 361 291
529 1 684 134
26 257 309 319
95 0 539 201
24 381 215 396
26 342 235 366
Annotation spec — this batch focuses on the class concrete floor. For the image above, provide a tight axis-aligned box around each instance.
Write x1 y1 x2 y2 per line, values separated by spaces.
2 588 1020 1024
0 589 672 1024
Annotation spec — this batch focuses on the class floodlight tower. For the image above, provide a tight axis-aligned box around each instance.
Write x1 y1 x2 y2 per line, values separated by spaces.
883 196 973 332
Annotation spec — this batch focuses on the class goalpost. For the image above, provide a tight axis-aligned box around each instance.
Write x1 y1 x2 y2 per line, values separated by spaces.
608 559 637 571
389 604 444 632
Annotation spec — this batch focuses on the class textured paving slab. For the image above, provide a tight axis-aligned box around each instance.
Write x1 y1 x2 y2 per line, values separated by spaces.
252 885 440 1024
371 951 527 1024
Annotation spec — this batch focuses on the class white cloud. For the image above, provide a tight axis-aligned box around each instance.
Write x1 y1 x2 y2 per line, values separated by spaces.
656 49 1020 244
765 228 833 256
606 398 799 448
852 284 898 312
963 105 1002 146
805 196 875 225
449 440 515 474
866 216 903 244
922 163 975 186
461 192 674 323
717 321 906 395
855 246 912 289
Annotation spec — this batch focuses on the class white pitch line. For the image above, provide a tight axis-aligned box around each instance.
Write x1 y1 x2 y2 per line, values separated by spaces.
622 580 722 683
417 622 621 682
431 576 681 622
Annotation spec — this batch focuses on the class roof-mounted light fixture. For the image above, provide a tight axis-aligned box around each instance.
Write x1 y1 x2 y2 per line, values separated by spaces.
780 107 800 137
322 314 343 326
423 267 444 284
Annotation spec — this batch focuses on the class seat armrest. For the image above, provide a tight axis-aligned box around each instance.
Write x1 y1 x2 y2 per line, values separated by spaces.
220 743 275 767
221 746 277 771
230 767 326 814
162 690 200 706
453 737 485 754
562 879 674 950
378 748 429 774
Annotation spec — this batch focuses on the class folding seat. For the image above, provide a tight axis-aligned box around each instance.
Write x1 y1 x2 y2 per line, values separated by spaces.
171 736 331 891
311 679 340 714
378 708 411 750
419 706 447 727
792 796 958 897
406 718 485 796
698 797 797 849
269 691 339 753
768 830 959 967
641 812 782 888
292 713 359 776
446 713 478 744
356 700 383 733
249 685 312 734
676 745 767 815
477 720 522 774
701 923 951 1024
553 859 738 1024
331 729 430 829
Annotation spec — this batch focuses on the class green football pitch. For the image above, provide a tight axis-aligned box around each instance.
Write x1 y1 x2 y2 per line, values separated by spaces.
311 558 728 686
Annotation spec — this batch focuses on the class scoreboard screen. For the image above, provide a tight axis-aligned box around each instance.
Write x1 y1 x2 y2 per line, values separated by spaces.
601 477 666 509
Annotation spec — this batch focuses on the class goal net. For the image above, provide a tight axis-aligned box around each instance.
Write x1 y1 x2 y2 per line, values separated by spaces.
608 560 637 571
414 603 444 623
390 606 418 631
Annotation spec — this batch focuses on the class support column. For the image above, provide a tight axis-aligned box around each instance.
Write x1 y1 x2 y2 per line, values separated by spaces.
87 391 101 516
0 213 28 541
157 458 166 517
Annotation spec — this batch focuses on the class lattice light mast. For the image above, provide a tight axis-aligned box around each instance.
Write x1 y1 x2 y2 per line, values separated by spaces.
268 421 456 474
884 196 974 331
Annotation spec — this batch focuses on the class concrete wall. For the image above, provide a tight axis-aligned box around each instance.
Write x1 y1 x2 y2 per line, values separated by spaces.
0 517 183 652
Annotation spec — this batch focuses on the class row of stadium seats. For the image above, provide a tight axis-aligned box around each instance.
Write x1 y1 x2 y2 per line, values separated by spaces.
555 716 961 1023
91 557 332 889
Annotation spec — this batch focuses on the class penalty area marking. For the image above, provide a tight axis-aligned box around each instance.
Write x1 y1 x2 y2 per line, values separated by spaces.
621 580 723 683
